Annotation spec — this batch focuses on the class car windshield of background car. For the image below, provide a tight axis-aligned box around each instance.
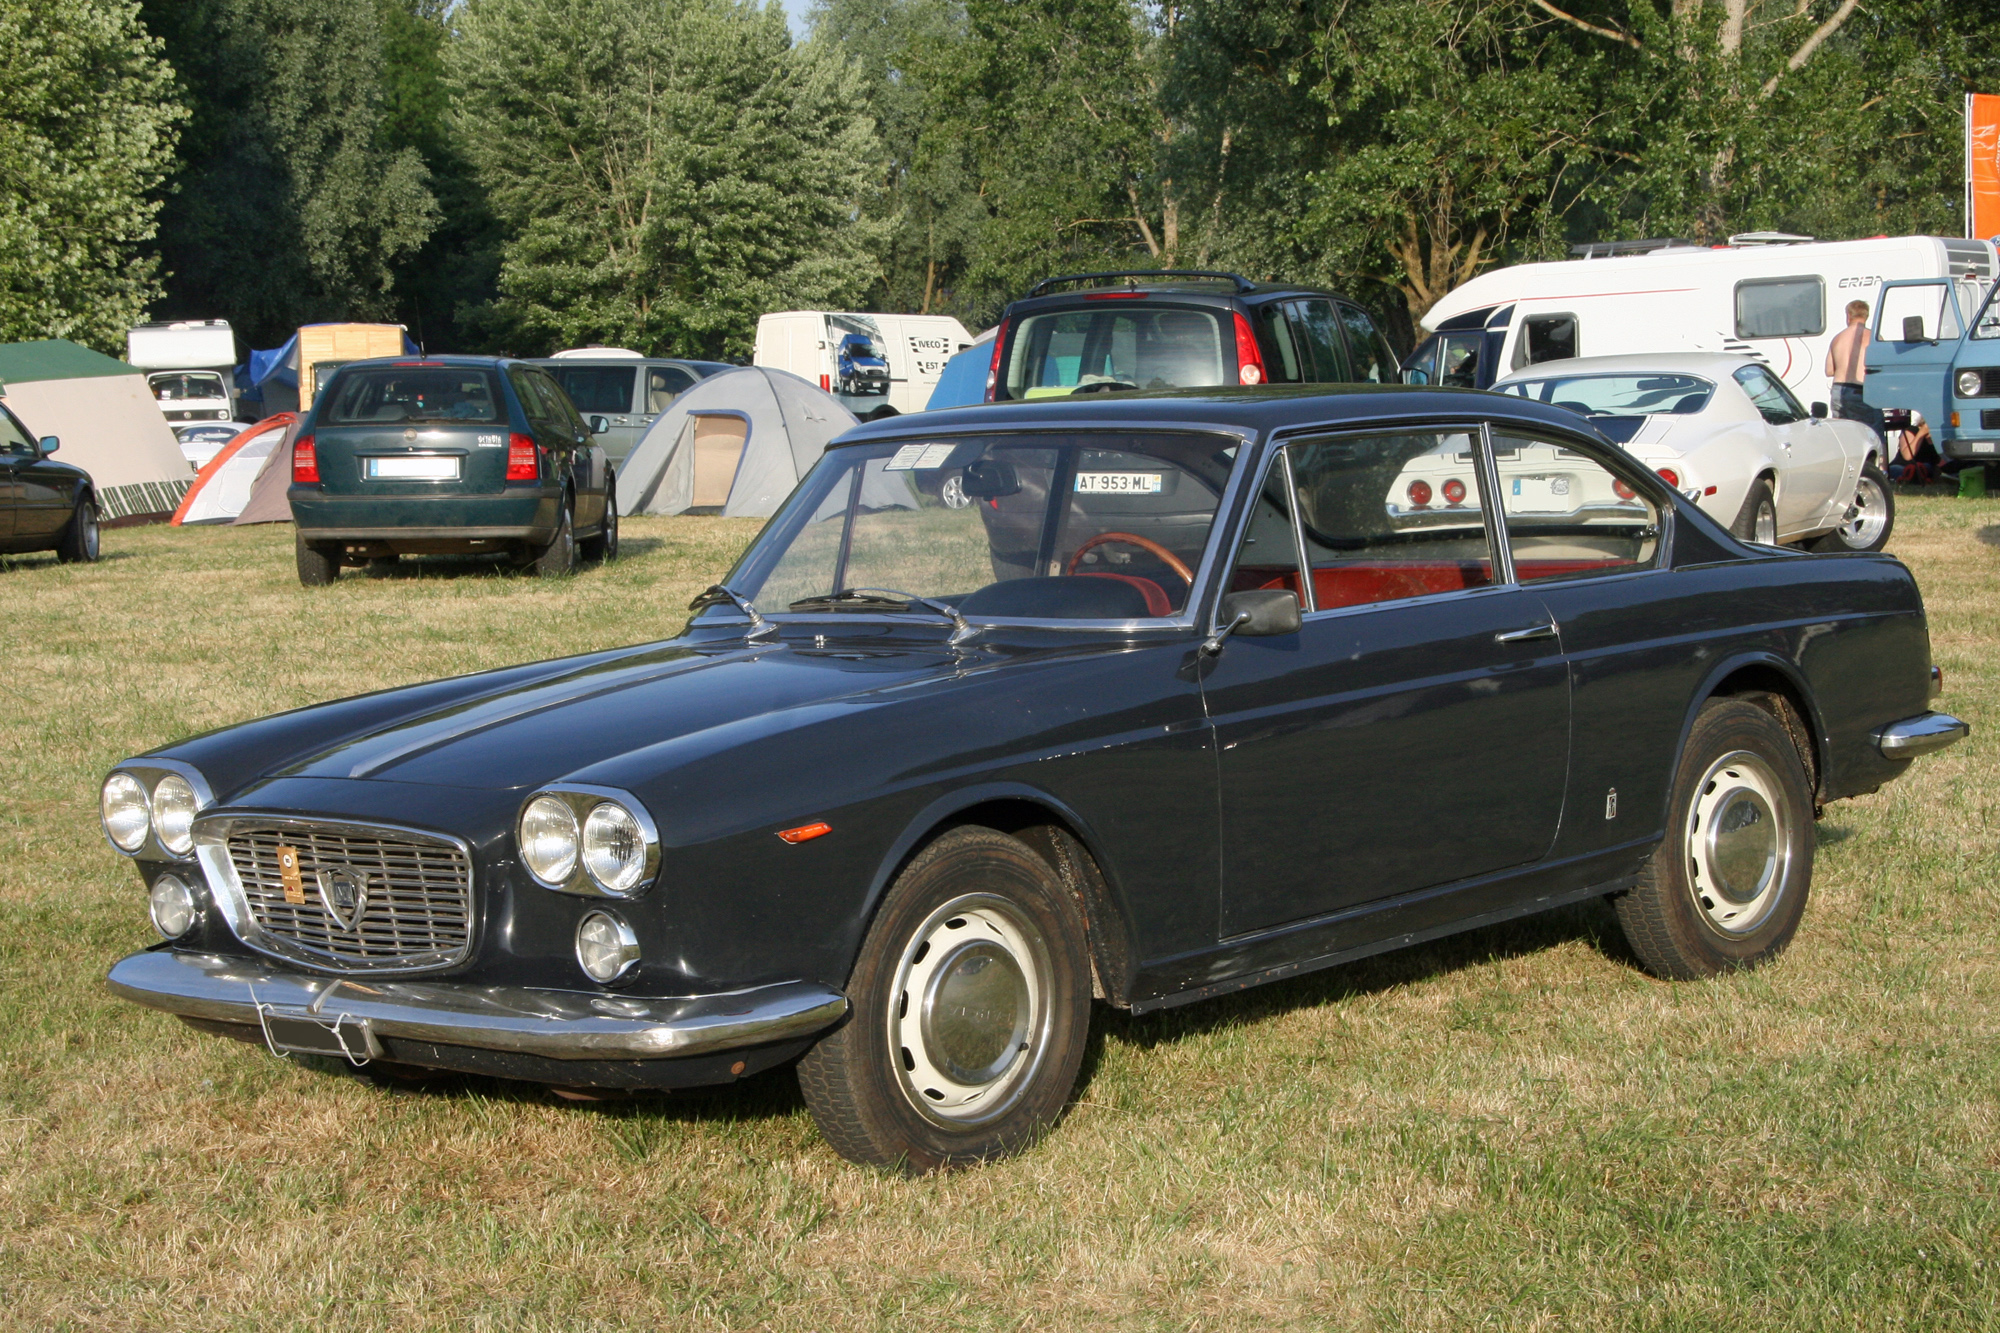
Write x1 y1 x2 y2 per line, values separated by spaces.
320 369 504 426
149 372 227 402
721 432 1237 622
550 366 637 414
1500 373 1713 443
1002 308 1226 398
1971 286 2000 341
1438 333 1484 387
1732 366 1806 425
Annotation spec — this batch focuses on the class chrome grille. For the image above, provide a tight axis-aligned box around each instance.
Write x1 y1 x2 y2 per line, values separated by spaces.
226 823 472 971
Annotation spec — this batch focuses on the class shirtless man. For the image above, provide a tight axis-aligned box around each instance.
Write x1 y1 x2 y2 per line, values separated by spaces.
1825 300 1882 440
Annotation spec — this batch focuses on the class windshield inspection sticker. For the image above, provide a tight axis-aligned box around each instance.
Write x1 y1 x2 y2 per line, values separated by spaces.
1076 472 1163 494
884 442 959 471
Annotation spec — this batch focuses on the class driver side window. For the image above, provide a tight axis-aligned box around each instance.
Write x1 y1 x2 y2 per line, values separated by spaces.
1733 365 1805 424
0 407 36 457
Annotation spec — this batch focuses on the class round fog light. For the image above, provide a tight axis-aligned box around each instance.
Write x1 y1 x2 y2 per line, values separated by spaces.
149 873 198 939
576 911 640 983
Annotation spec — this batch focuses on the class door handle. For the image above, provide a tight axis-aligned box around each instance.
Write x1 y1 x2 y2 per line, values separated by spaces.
1495 622 1559 644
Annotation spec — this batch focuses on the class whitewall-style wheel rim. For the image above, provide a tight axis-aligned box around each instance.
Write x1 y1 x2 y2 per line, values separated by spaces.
1685 749 1794 936
1834 475 1889 549
887 892 1053 1127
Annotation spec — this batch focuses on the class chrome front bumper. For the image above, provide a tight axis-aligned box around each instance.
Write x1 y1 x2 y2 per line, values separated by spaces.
1874 711 1971 759
107 949 847 1061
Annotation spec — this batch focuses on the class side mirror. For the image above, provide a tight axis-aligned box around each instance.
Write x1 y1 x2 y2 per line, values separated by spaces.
1903 315 1929 343
1203 589 1302 653
587 415 609 436
1810 401 1828 419
37 436 57 453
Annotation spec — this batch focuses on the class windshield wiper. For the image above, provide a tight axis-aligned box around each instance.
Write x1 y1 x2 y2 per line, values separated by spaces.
789 587 977 645
689 583 776 641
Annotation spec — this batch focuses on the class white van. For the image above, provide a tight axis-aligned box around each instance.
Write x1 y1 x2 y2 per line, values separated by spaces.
1406 234 1998 411
754 312 975 415
126 319 242 426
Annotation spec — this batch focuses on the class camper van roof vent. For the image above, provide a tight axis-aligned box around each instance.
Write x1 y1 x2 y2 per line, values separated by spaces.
1569 239 1700 259
1726 232 1815 246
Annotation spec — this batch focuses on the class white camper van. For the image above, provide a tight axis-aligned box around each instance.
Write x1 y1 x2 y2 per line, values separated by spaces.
126 320 243 426
754 311 975 415
1406 234 1998 411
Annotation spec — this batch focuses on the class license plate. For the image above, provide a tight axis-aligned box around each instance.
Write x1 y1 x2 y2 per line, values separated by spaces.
1508 474 1576 511
257 1008 380 1062
367 455 460 479
1075 472 1163 494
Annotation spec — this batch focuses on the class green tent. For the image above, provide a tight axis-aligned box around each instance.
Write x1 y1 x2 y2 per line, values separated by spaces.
0 340 191 521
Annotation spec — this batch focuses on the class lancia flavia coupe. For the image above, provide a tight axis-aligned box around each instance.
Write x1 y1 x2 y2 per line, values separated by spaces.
103 385 1965 1172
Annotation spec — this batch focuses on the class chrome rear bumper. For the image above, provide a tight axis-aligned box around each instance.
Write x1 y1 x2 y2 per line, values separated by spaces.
107 949 847 1060
1874 711 1970 759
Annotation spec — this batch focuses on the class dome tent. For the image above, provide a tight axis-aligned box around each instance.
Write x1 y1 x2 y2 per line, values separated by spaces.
618 367 856 518
170 414 296 525
0 340 192 522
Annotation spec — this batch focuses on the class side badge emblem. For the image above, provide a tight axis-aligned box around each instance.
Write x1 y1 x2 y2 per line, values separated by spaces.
1605 788 1618 820
316 866 370 931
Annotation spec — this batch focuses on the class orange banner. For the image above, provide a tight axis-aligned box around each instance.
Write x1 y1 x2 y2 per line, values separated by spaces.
1969 94 2000 239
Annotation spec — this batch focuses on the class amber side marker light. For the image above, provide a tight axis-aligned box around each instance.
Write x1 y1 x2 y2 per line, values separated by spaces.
778 822 832 844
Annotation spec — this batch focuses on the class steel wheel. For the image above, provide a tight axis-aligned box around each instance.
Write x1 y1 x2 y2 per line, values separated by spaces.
1813 464 1894 553
888 893 1053 1127
1684 750 1794 937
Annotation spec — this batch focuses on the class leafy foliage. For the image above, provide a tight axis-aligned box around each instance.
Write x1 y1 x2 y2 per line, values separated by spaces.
0 1 182 352
447 0 884 360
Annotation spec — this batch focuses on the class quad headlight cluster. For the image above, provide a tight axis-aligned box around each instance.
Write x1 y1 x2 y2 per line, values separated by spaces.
516 786 660 898
100 765 210 859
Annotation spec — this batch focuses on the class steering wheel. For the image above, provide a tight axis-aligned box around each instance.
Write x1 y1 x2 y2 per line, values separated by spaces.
1066 531 1194 583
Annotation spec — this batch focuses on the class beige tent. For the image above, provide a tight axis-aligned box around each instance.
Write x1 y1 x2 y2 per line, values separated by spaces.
619 367 856 517
0 340 192 522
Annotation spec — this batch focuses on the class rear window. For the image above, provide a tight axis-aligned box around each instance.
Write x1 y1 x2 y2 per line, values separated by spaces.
320 368 504 425
1001 306 1228 399
548 366 637 414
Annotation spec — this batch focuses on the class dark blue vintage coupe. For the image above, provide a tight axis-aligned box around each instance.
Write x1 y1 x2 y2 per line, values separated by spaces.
103 386 1965 1171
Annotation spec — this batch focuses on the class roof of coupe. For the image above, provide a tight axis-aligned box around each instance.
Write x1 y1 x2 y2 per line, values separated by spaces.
1494 352 1767 381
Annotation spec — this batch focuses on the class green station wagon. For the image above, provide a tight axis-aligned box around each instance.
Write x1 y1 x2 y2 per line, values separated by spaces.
289 357 616 584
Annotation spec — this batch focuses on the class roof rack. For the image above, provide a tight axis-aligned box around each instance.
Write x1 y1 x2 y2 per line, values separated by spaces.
1726 231 1815 246
1569 239 1700 259
1026 269 1256 298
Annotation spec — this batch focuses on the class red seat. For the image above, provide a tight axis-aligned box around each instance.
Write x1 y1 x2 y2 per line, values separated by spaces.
1237 557 1632 610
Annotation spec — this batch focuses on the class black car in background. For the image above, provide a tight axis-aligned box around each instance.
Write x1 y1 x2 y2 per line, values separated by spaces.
530 355 732 468
983 269 1404 401
0 397 98 563
102 382 1964 1171
288 356 615 584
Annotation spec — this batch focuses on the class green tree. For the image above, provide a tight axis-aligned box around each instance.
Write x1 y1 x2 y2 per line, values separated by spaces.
142 0 438 348
0 1 182 351
447 0 884 360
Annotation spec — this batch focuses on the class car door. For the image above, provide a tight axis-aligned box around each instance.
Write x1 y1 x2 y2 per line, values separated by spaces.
0 405 29 537
1864 278 1963 432
1202 428 1571 938
0 405 57 538
528 369 604 528
1734 364 1842 536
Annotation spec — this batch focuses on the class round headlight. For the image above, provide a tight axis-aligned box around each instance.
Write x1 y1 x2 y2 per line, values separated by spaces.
152 774 200 856
582 801 647 894
1958 369 1983 398
576 911 640 983
520 795 580 884
149 873 198 939
102 772 151 852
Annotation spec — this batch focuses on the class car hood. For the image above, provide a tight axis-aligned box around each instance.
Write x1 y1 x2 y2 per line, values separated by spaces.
263 633 969 793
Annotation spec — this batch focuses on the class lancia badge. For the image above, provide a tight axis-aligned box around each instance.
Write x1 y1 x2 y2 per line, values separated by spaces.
316 865 370 931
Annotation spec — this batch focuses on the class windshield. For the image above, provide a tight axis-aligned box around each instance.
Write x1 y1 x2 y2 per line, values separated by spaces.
719 432 1237 622
1973 284 2000 341
1500 374 1713 417
1000 307 1229 399
549 365 637 413
150 372 227 402
319 368 504 425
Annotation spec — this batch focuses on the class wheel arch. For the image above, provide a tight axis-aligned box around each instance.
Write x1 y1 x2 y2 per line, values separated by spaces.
1674 653 1829 810
861 784 1138 1008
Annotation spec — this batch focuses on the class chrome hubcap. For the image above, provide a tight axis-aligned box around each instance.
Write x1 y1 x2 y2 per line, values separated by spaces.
1836 476 1888 548
1686 750 1792 935
83 508 99 559
1753 499 1777 545
889 893 1050 1125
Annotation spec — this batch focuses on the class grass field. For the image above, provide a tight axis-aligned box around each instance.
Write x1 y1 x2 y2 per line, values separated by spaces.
2 503 1996 1330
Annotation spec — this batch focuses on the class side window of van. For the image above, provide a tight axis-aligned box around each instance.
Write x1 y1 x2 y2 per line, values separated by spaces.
1735 276 1825 339
1515 314 1578 368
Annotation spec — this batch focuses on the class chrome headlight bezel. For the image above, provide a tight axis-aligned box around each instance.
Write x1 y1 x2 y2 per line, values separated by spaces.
102 761 214 860
148 871 201 939
516 785 661 897
575 910 642 983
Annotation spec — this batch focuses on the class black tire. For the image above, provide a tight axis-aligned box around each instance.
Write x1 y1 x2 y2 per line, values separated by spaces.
54 495 99 563
1808 463 1894 553
1613 696 1815 980
797 826 1092 1173
534 495 577 577
579 482 618 563
296 533 339 586
1731 475 1778 545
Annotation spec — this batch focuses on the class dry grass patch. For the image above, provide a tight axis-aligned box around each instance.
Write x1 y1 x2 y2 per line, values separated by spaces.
2 505 1998 1329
